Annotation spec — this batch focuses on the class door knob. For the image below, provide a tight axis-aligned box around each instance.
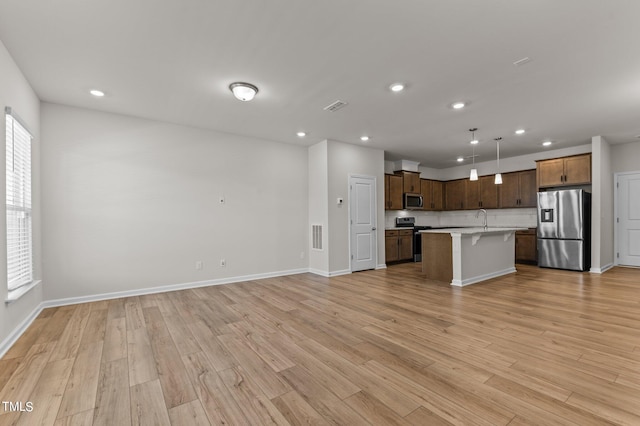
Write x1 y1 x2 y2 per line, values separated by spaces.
372 227 377 231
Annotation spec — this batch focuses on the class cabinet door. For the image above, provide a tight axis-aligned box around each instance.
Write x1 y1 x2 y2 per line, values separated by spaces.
564 154 591 185
400 171 420 193
420 179 432 210
432 181 444 210
445 180 466 210
385 232 399 262
386 174 403 210
398 232 413 260
479 175 499 209
537 158 565 187
466 179 481 209
519 170 537 207
516 231 537 263
500 172 521 208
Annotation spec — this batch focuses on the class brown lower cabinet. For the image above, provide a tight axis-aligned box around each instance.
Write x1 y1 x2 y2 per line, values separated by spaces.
385 229 413 262
515 229 537 264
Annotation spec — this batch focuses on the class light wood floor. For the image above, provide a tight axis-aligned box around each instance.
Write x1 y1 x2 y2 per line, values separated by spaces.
1 264 640 425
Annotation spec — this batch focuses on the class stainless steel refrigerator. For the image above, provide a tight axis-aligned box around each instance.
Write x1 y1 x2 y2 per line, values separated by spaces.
537 189 591 271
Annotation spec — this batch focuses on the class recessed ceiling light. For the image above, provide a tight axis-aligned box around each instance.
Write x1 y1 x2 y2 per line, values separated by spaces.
229 82 258 101
390 83 405 92
90 90 105 97
360 136 370 142
296 131 306 137
543 141 552 146
515 129 525 135
457 157 464 162
470 139 479 145
452 102 465 109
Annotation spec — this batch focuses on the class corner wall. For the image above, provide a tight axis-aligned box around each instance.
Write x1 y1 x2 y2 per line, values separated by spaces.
308 141 329 274
0 40 43 351
591 135 613 272
40 103 309 301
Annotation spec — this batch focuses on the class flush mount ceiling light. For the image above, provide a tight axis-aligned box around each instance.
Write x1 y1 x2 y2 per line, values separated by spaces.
90 89 105 97
360 135 370 142
543 140 552 147
229 82 258 101
515 129 525 135
469 128 478 181
494 137 503 184
457 157 464 163
452 102 465 109
296 131 306 137
390 83 405 92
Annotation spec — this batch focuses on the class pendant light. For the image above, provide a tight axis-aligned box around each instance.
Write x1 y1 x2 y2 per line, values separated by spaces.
469 128 478 181
494 137 503 184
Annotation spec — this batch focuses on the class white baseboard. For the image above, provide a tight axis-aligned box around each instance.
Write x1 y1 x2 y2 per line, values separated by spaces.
451 267 517 287
590 263 614 274
376 264 387 270
328 269 352 277
0 303 44 358
1 267 308 358
308 268 330 277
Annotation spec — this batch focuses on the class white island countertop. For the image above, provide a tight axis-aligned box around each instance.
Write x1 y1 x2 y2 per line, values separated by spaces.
420 227 527 235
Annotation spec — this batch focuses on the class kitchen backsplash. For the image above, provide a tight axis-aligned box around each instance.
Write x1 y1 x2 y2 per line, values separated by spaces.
385 208 537 229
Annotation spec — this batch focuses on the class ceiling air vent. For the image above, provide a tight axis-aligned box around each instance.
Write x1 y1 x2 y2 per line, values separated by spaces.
513 57 531 67
323 100 348 112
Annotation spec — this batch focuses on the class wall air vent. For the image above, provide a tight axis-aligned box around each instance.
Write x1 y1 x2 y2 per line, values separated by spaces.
312 224 323 250
323 100 348 112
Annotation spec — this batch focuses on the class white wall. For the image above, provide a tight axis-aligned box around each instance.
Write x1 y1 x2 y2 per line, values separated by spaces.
308 141 329 274
327 141 385 273
0 40 43 350
591 136 614 272
41 103 308 301
611 140 640 173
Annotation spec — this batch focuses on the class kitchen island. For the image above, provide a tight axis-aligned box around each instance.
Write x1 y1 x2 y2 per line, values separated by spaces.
420 227 525 286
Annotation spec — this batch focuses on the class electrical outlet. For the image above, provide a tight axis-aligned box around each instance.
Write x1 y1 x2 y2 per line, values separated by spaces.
220 259 226 267
195 260 203 270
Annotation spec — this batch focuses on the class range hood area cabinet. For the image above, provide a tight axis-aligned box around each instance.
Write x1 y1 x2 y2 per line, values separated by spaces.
536 153 591 188
399 170 421 193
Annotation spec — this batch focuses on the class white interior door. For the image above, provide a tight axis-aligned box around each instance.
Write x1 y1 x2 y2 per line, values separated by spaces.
350 175 377 272
617 172 640 267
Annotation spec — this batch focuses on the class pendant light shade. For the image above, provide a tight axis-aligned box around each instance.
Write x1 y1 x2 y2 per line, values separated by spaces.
469 128 478 181
494 137 502 185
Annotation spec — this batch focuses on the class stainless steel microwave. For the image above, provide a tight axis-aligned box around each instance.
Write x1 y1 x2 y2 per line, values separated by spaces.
404 193 423 210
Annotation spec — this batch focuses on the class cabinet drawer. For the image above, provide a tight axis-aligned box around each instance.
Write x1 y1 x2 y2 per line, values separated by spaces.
399 229 413 236
386 230 399 237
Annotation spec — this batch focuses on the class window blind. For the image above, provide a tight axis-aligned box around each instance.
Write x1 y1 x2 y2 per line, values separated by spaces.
6 108 33 291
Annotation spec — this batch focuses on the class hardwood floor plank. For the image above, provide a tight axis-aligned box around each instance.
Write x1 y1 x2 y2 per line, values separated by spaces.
130 379 171 426
343 390 411 426
93 358 131 426
142 307 197 408
168 400 211 426
187 321 236 372
218 367 291 425
52 409 94 426
271 391 328 426
2 317 47 359
79 308 108 346
102 317 127 363
404 407 454 426
0 342 56 407
49 304 92 362
127 328 157 386
15 358 74 426
57 341 104 419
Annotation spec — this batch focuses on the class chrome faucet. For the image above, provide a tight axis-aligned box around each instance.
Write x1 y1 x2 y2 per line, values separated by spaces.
476 208 488 230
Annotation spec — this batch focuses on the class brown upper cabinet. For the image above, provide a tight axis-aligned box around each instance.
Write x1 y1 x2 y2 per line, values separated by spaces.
384 174 403 210
466 175 499 209
537 154 591 188
500 169 537 208
420 179 444 211
445 179 466 210
397 171 421 193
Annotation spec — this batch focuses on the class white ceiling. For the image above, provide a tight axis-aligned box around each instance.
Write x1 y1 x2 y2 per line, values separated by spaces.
1 0 640 168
